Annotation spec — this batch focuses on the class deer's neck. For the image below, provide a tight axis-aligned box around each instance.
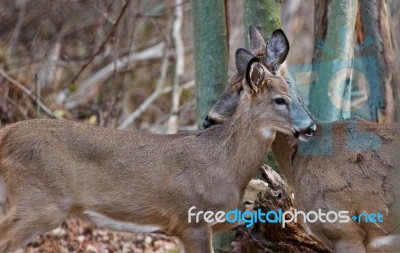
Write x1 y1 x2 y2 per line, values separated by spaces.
208 102 275 191
271 132 296 185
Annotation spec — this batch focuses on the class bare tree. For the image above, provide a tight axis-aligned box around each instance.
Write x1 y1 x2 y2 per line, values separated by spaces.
308 0 358 122
358 0 400 122
191 0 229 129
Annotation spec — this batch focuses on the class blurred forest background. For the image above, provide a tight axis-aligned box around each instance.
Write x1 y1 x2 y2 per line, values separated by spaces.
0 0 399 252
0 0 316 131
0 0 399 129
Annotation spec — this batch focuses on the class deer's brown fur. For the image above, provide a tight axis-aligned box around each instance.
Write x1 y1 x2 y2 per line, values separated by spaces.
205 26 400 253
0 29 315 253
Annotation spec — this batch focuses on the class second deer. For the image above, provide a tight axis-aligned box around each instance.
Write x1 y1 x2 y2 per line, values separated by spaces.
204 26 400 253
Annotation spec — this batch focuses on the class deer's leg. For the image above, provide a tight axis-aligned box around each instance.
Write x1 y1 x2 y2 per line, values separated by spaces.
323 225 366 253
0 203 65 253
334 238 366 253
178 225 214 253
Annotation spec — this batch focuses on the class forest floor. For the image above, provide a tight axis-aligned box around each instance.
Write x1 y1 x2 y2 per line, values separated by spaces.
13 218 179 253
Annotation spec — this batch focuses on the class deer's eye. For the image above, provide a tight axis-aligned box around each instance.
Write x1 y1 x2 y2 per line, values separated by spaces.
274 98 286 105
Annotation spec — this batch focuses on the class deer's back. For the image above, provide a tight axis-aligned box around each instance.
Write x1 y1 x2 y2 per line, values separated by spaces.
292 120 400 247
0 119 242 228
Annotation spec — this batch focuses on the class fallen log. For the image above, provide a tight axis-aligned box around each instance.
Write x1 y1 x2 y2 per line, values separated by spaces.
234 165 332 253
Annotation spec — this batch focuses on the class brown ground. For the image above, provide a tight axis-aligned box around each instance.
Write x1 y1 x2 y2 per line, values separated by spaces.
12 218 179 253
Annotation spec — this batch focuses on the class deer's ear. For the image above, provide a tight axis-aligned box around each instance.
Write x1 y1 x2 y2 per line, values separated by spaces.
235 48 255 76
245 59 265 94
265 29 289 73
249 25 266 53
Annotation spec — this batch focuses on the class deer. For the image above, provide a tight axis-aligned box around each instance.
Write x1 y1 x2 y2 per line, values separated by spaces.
204 26 400 253
0 29 316 253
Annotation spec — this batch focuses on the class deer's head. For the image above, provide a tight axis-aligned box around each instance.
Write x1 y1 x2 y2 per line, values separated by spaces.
204 27 315 140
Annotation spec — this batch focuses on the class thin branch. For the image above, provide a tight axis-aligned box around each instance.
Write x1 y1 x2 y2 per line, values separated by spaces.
178 125 197 132
118 80 194 130
68 0 131 86
9 0 27 54
167 0 185 134
0 94 29 120
65 42 165 109
118 52 169 130
0 68 62 119
147 100 195 132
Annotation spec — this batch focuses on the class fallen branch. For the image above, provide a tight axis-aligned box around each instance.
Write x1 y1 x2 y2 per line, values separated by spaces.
147 100 195 132
0 94 29 120
67 0 131 86
118 80 194 130
0 68 62 120
118 51 169 129
65 42 165 109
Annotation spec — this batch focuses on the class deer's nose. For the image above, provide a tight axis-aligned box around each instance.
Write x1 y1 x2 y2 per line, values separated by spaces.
203 116 216 129
304 123 317 136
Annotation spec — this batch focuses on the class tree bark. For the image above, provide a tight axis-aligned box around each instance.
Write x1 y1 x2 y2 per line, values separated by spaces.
243 0 282 47
191 0 230 251
309 0 358 122
358 0 400 122
191 0 229 129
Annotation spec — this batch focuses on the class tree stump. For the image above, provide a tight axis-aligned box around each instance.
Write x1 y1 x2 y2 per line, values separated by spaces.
233 165 332 253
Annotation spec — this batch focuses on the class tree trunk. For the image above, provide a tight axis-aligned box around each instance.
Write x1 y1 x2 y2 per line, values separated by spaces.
191 1 230 252
191 0 228 129
243 0 281 47
309 0 358 122
358 0 400 122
